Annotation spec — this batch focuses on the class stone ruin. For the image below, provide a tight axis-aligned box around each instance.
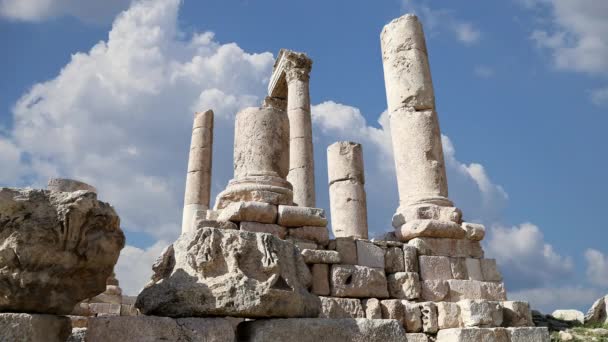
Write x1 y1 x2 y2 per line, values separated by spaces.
0 13 551 342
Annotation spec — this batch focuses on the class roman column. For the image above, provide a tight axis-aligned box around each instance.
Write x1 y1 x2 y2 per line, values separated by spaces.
214 105 293 209
327 141 368 239
380 14 452 209
182 110 213 233
284 52 315 207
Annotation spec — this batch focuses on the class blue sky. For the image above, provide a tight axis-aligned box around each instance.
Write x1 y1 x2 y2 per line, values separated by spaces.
1 0 607 312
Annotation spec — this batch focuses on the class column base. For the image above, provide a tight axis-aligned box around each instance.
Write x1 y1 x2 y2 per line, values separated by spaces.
181 203 207 234
214 175 293 210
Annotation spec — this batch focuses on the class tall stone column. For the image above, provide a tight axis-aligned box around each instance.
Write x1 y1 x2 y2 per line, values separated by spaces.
215 106 293 209
381 14 451 209
285 54 315 208
182 110 213 234
327 141 368 239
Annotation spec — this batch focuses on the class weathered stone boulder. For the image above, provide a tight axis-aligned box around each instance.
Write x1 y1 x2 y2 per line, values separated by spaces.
136 227 320 318
0 188 124 314
0 313 72 342
585 295 608 325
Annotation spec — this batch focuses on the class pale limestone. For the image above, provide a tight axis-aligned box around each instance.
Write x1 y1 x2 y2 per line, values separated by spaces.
47 178 97 193
136 227 319 318
239 221 287 239
380 299 405 326
480 259 503 282
507 327 550 342
462 222 485 241
327 141 365 184
409 237 484 258
388 272 421 300
482 282 507 301
329 180 369 239
447 280 483 301
0 313 71 342
502 301 534 327
238 318 407 342
385 247 405 273
194 216 238 231
301 249 341 264
465 258 484 281
419 255 453 280
277 205 327 227
436 327 510 342
403 245 419 272
420 280 449 301
459 300 503 327
406 333 430 342
419 301 438 333
0 188 124 314
217 201 277 223
332 238 358 265
89 303 121 316
319 297 365 318
404 301 424 333
396 219 465 241
356 240 385 268
288 238 318 251
86 316 234 342
330 265 389 298
450 258 468 280
392 204 462 228
585 295 608 324
437 302 461 329
552 310 584 324
288 226 329 246
362 298 382 319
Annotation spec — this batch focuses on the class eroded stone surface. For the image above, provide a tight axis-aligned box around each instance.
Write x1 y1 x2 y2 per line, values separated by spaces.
409 237 484 258
288 226 329 246
385 247 405 273
278 205 327 227
396 219 465 241
419 255 452 280
301 249 341 264
502 301 533 327
311 264 330 296
330 265 388 298
0 188 124 314
239 221 286 239
362 298 382 319
437 302 461 329
356 240 385 268
388 272 421 300
319 297 364 318
420 280 448 301
217 201 277 223
459 300 503 327
136 227 319 318
0 313 71 342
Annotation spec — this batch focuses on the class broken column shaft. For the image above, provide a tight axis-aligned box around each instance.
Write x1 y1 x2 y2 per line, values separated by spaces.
182 110 213 234
327 141 368 239
381 14 451 209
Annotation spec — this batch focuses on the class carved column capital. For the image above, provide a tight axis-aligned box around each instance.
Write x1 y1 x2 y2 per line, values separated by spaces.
285 67 310 84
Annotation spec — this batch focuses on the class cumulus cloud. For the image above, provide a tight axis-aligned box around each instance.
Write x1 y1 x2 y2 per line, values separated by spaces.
590 87 608 107
0 0 132 24
114 240 169 295
585 249 608 287
485 223 574 290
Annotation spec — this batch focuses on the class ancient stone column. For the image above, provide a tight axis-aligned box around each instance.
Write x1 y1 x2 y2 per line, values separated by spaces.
381 14 451 209
182 110 213 234
327 141 368 239
47 178 97 193
285 53 315 207
215 106 292 209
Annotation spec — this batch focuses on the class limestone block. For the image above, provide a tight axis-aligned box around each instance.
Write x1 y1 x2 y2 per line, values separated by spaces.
288 238 318 251
398 301 420 333
462 222 485 241
0 188 124 314
327 141 365 184
362 298 382 319
409 237 484 258
302 249 341 264
419 302 438 333
217 201 277 223
239 221 287 239
385 247 405 273
67 327 86 342
465 258 484 281
380 299 405 325
396 219 465 241
331 238 358 265
406 333 430 342
329 181 369 239
86 316 234 342
403 245 419 272
238 318 407 342
420 280 448 301
330 265 389 298
482 282 507 301
120 304 139 316
47 178 97 193
374 234 403 246
459 300 503 327
552 310 584 324
278 205 327 227
436 327 510 342
319 297 365 318
0 313 71 342
447 280 483 301
356 240 385 268
214 177 294 209
392 205 462 228
449 258 467 280
437 302 461 329
502 301 534 327
288 226 330 246
480 259 503 282
388 272 421 300
311 264 329 296
69 316 88 329
507 327 550 342
585 295 608 324
89 303 121 316
136 227 319 318
194 217 238 230
419 255 452 280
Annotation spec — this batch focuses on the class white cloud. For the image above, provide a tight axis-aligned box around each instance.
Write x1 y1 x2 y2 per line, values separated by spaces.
590 87 608 107
510 286 603 313
485 223 574 289
474 65 495 78
0 0 132 24
114 241 169 295
585 249 608 287
402 0 481 45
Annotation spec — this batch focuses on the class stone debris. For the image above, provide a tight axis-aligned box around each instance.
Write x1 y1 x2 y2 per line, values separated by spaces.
585 295 608 325
551 309 584 324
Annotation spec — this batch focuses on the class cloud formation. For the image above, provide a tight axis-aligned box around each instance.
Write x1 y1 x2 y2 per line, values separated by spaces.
0 0 132 24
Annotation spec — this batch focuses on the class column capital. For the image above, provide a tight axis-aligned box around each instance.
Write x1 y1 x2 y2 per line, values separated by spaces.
285 67 310 83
